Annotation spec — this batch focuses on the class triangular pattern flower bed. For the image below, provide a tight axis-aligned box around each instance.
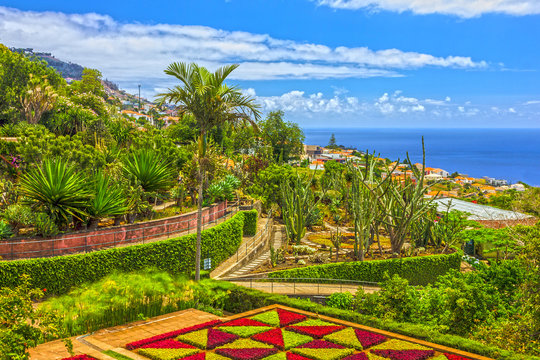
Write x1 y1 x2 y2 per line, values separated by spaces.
371 349 435 360
177 328 239 349
252 328 312 350
127 306 477 360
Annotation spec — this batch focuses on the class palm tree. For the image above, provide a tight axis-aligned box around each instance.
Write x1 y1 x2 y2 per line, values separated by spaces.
158 62 260 281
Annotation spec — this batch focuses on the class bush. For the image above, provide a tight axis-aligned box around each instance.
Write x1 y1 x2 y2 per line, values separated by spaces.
292 245 316 255
0 212 246 295
208 281 539 360
0 220 12 240
326 292 354 310
242 209 258 236
269 252 462 286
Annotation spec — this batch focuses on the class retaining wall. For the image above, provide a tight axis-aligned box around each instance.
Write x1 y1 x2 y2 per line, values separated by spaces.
0 202 227 260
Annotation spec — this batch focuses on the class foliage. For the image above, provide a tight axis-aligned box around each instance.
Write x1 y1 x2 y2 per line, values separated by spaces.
1 204 34 235
0 220 12 240
86 172 128 227
213 282 537 359
269 252 462 286
0 45 65 124
19 158 91 228
326 292 354 310
40 269 226 336
0 275 71 360
259 110 305 163
206 175 241 204
281 173 324 245
248 164 293 208
0 211 247 295
34 212 60 237
242 209 258 236
123 149 176 194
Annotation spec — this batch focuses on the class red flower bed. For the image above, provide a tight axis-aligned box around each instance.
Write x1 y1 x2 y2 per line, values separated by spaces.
215 347 278 360
276 308 307 326
444 354 473 360
138 339 196 349
287 325 344 338
355 329 387 348
125 319 222 349
219 318 270 327
296 339 345 349
61 356 98 360
342 354 369 360
371 349 435 360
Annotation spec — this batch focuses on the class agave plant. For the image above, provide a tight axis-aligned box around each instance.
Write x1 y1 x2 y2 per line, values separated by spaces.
206 183 225 204
87 172 129 229
122 149 176 194
19 158 91 227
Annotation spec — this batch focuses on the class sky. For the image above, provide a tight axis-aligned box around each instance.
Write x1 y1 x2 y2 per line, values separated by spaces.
1 0 540 128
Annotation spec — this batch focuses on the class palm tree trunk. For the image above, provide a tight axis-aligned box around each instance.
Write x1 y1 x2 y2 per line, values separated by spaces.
195 166 203 282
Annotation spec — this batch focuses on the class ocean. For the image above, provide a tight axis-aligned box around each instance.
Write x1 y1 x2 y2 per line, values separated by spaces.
303 128 540 186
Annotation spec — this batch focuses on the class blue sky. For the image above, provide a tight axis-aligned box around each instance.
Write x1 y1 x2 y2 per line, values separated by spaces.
1 0 540 128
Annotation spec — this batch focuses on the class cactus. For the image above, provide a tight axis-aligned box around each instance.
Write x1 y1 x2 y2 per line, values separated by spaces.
281 173 323 245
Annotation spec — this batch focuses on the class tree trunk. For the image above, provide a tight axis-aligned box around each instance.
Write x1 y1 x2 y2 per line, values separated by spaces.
195 166 203 282
88 218 99 230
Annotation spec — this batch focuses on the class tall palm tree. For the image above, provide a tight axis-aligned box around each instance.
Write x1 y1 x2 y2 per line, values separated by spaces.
157 62 260 281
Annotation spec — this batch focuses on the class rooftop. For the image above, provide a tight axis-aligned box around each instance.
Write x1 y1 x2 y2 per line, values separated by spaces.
433 198 533 221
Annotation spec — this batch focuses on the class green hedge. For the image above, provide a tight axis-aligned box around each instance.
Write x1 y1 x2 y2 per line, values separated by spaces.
0 212 246 295
269 252 462 286
242 209 258 236
209 281 538 360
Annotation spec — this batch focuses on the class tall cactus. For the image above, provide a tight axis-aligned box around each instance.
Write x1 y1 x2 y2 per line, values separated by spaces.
281 173 322 245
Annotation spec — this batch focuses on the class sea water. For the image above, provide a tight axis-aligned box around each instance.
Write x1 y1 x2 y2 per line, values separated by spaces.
303 128 540 186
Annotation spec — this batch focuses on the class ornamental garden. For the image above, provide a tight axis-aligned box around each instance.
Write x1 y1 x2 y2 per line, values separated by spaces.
0 46 539 360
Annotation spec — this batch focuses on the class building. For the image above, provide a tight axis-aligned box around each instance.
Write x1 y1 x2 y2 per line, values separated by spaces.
304 145 324 160
424 167 450 178
121 110 154 126
483 177 508 186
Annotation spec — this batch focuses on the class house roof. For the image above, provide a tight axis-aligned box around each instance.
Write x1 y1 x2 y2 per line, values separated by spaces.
433 198 533 221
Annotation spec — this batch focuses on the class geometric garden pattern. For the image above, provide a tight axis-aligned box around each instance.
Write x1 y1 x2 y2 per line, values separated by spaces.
124 306 476 360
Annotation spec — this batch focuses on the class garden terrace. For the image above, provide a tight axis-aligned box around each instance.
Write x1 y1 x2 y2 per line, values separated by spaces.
32 305 494 360
0 202 229 260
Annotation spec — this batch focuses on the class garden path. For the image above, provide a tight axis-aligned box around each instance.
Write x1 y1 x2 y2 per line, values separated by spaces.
29 309 222 360
226 224 285 278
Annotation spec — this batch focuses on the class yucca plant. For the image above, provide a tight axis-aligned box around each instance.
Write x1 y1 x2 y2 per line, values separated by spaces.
19 158 91 228
87 172 129 229
122 149 175 194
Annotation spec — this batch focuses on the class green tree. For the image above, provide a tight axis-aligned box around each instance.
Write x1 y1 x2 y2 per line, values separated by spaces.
157 62 260 281
0 275 71 360
260 110 304 163
327 133 338 149
0 45 64 124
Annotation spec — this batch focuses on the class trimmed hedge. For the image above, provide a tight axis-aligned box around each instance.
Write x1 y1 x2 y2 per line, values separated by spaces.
0 212 246 295
242 209 258 236
269 252 461 286
209 281 539 360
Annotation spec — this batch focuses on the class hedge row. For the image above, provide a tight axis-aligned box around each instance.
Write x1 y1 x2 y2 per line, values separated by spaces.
269 252 462 286
242 209 258 236
0 212 246 295
209 281 538 360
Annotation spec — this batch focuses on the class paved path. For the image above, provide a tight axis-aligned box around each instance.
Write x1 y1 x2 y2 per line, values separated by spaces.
29 309 222 360
228 280 378 295
227 225 284 278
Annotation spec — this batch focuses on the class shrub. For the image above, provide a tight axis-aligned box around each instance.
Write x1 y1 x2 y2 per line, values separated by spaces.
292 245 316 255
326 292 354 310
208 281 538 360
0 220 12 240
269 252 462 286
243 209 258 236
0 212 246 294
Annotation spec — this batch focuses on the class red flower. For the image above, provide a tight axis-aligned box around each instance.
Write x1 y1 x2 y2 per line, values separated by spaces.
125 319 222 350
43 288 47 292
371 349 435 360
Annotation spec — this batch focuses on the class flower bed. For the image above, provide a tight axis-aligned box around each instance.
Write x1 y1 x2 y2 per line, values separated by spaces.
61 356 98 360
125 307 476 360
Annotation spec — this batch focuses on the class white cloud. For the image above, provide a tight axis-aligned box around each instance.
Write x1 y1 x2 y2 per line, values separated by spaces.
509 107 517 113
524 100 540 105
0 6 487 95
314 0 540 18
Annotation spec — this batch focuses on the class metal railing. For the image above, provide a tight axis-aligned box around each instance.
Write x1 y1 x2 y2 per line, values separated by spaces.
221 276 379 295
234 211 273 262
0 203 239 260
